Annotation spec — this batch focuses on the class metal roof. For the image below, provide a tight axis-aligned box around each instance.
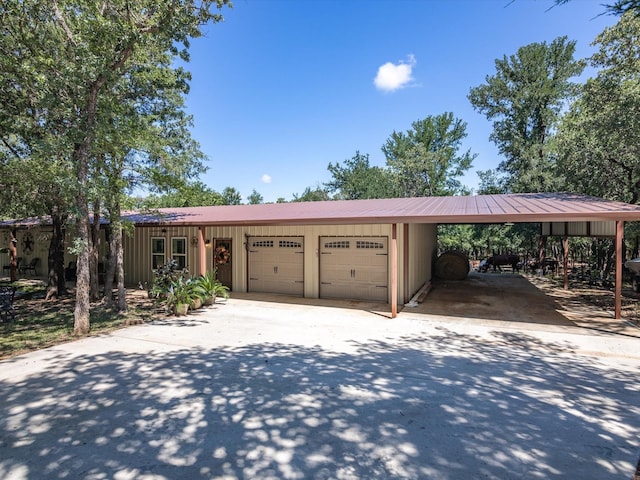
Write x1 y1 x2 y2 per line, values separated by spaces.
123 193 640 226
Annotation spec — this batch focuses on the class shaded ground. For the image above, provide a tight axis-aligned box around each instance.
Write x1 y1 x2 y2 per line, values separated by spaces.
0 283 164 359
0 298 639 480
417 272 640 338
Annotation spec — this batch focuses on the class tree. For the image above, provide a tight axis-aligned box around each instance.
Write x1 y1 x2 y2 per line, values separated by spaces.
222 186 242 205
291 186 332 202
553 0 640 16
381 113 475 197
0 1 230 335
247 189 264 205
476 169 508 195
556 12 640 203
468 37 584 193
142 181 224 208
326 151 393 199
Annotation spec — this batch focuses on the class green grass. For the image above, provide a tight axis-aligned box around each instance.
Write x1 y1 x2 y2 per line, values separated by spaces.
0 280 160 359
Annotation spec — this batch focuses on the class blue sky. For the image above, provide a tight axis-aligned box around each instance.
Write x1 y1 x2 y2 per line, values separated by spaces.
184 0 617 203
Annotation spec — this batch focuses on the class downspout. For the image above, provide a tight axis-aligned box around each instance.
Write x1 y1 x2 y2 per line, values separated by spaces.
563 223 569 290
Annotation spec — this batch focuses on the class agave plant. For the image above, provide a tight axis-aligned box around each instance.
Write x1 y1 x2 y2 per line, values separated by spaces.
166 277 199 315
198 270 230 304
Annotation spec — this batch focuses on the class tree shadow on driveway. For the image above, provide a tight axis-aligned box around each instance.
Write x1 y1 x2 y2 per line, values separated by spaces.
0 329 638 479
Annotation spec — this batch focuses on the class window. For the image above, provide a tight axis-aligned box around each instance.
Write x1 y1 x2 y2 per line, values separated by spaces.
172 237 187 270
356 241 385 249
324 240 350 249
252 240 274 248
279 240 302 248
151 237 166 269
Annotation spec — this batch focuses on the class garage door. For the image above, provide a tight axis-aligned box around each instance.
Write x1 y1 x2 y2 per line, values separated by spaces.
248 237 304 296
320 237 388 302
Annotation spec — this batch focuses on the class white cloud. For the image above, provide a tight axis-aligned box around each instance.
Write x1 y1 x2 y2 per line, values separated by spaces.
261 174 272 184
374 54 416 92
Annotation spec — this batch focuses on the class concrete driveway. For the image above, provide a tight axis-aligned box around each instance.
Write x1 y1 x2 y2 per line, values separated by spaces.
0 293 639 479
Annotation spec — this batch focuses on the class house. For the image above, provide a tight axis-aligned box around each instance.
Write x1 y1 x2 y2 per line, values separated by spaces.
3 193 640 319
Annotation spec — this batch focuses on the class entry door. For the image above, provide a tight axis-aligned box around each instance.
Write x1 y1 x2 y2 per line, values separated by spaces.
320 237 388 302
248 237 304 296
214 239 232 290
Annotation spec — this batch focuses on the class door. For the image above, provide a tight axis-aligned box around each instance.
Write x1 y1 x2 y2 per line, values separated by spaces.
320 237 388 302
248 237 304 296
214 239 232 290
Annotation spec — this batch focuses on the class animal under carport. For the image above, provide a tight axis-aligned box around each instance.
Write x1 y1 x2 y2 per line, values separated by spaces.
480 254 521 273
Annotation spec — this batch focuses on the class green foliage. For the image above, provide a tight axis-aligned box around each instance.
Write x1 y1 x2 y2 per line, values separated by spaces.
222 186 242 205
468 36 584 193
150 264 228 314
140 181 224 208
556 12 640 203
291 186 332 202
148 259 189 302
438 223 541 261
247 189 264 205
476 169 508 195
553 0 640 16
326 151 393 199
382 113 475 197
0 0 231 330
198 270 230 301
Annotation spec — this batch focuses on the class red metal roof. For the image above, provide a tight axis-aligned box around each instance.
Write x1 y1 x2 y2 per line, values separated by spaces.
124 193 640 226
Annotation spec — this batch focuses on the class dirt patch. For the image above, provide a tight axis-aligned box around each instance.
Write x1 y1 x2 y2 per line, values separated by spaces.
417 272 640 337
528 274 640 336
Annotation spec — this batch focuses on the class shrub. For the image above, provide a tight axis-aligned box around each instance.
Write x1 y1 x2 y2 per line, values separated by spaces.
149 259 188 302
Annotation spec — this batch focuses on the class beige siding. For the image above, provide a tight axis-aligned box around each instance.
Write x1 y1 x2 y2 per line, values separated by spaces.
541 221 616 237
0 226 107 277
406 223 437 299
123 225 204 287
125 224 396 297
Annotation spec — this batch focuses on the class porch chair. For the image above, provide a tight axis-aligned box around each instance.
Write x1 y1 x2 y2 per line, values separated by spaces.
19 257 39 276
0 286 16 323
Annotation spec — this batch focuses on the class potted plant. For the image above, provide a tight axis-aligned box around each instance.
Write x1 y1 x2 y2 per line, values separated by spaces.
149 259 189 304
198 270 230 305
166 277 196 316
186 277 207 310
211 281 230 303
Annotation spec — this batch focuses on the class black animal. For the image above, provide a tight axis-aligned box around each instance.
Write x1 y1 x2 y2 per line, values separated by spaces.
480 254 520 273
527 258 558 273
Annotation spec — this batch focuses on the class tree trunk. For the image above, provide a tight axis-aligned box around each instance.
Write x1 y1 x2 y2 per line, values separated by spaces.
602 240 615 282
73 212 91 336
103 225 115 303
73 141 92 336
115 225 127 312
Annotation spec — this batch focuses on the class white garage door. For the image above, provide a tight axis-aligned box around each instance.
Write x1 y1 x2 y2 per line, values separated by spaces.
320 236 388 302
248 237 304 296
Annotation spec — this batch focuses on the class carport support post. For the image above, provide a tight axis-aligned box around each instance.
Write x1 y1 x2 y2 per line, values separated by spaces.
391 223 398 318
198 226 207 276
615 220 623 320
563 233 569 290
